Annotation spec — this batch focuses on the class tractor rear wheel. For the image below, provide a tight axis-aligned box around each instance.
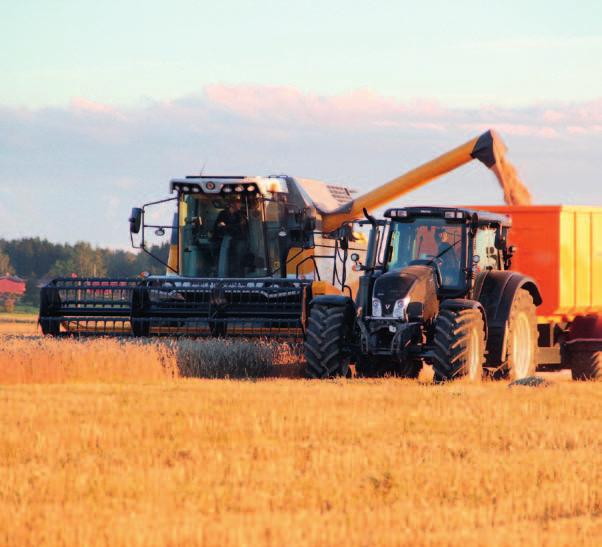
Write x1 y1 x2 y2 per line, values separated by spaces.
504 289 538 380
432 308 485 382
304 303 352 379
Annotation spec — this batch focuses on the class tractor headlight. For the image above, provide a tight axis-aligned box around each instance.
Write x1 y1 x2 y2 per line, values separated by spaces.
392 296 410 319
372 298 382 317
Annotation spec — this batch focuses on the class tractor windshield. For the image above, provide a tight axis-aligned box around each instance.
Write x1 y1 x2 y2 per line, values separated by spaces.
387 218 466 289
179 194 286 278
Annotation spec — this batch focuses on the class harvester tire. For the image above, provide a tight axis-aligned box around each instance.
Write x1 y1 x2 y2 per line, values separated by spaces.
567 345 602 381
504 289 538 381
356 357 422 378
431 308 485 382
304 303 351 379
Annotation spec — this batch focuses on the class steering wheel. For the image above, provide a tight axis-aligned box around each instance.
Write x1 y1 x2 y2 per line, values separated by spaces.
408 258 443 286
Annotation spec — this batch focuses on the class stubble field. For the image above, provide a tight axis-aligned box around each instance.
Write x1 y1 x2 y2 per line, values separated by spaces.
0 314 601 546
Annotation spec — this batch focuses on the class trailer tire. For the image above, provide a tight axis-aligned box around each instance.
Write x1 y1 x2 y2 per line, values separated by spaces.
566 345 602 381
504 289 538 380
304 303 351 379
431 308 485 382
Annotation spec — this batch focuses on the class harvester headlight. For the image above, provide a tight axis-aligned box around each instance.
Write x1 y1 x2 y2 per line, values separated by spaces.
181 185 190 192
223 186 233 193
372 298 382 317
392 296 410 319
234 185 244 192
246 185 256 192
192 186 201 192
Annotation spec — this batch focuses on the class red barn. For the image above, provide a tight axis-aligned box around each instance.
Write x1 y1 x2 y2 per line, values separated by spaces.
0 275 26 297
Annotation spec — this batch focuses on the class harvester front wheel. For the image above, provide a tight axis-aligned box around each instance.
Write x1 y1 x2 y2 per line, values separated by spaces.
304 303 352 379
431 308 485 382
504 289 538 380
355 357 422 378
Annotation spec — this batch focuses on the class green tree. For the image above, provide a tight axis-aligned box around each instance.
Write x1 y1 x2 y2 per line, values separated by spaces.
47 242 107 278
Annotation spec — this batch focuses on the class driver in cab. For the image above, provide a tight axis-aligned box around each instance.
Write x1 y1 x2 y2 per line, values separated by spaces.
434 227 460 286
213 200 248 240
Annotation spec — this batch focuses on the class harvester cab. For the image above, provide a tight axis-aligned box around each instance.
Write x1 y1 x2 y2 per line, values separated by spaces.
305 206 542 382
130 176 319 280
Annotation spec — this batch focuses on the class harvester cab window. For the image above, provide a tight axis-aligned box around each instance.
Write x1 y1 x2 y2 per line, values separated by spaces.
180 193 286 278
388 218 465 290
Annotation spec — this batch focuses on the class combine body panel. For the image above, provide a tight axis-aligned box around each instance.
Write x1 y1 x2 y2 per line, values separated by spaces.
474 205 602 319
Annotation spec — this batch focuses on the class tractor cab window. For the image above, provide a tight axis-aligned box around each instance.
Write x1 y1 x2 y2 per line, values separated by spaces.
474 226 499 272
180 194 286 278
388 218 466 289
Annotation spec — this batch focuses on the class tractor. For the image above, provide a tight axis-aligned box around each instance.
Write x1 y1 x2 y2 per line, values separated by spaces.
304 206 541 381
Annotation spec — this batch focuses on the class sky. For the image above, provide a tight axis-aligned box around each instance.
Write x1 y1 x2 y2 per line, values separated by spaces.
1 1 601 247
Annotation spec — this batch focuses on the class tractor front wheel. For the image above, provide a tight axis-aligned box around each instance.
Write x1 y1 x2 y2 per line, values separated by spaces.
304 303 352 379
432 308 485 382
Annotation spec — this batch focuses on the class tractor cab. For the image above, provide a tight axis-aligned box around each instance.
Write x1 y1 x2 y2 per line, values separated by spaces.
379 206 512 301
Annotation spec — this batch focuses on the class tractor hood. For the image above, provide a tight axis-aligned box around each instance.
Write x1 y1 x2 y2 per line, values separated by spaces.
372 265 439 321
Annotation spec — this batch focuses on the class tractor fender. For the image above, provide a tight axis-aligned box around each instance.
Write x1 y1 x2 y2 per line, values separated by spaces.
473 270 542 365
440 299 488 340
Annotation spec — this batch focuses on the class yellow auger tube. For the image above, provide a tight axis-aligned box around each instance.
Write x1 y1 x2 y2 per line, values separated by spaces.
321 129 530 234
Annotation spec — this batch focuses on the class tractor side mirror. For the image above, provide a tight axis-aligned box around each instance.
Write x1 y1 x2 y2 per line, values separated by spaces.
407 302 424 321
129 208 143 234
350 252 364 272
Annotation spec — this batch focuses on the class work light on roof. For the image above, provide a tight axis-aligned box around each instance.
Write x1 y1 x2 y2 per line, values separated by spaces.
181 185 190 192
223 186 233 193
234 185 244 192
246 185 256 192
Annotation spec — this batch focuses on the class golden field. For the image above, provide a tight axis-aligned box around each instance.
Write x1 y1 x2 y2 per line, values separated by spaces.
1 316 601 546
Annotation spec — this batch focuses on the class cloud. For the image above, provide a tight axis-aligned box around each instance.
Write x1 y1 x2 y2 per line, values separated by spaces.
1 85 601 246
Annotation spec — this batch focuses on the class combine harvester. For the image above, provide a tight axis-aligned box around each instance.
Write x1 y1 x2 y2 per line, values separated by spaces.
38 131 602 380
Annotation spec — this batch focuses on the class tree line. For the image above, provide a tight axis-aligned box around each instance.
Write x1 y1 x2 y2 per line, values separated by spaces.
0 238 169 305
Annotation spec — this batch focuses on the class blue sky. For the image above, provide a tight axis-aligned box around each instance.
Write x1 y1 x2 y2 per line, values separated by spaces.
4 1 601 107
1 1 601 246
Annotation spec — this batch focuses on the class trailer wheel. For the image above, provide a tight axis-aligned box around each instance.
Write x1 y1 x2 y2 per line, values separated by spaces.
304 303 351 379
566 344 602 381
432 308 485 382
504 289 538 380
